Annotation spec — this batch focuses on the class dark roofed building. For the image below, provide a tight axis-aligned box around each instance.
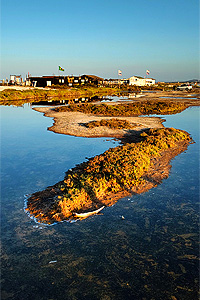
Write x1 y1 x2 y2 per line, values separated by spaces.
27 75 104 87
82 75 104 85
27 76 67 87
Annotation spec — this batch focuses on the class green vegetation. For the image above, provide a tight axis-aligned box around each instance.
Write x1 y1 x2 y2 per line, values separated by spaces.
85 118 136 129
56 128 191 219
0 86 121 104
55 100 187 116
0 88 49 101
26 128 191 223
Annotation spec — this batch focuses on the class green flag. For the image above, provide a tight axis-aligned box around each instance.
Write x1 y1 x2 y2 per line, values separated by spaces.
59 66 64 71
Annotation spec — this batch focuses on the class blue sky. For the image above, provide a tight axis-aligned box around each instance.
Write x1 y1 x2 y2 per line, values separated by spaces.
0 0 199 81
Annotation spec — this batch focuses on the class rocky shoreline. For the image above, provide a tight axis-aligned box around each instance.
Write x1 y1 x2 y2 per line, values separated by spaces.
25 92 198 224
25 127 192 224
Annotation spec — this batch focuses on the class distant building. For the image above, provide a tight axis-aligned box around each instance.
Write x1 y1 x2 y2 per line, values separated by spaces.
25 74 156 87
26 75 104 87
10 75 22 85
129 76 155 86
103 78 129 85
104 76 155 86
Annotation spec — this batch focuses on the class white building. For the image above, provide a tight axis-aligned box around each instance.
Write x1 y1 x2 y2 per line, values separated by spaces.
10 75 22 85
129 76 155 86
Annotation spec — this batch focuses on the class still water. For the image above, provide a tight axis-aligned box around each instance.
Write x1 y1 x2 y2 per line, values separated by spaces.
0 103 199 300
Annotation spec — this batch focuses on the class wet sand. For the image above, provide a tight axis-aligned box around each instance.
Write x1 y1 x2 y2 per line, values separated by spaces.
0 86 51 91
34 106 164 138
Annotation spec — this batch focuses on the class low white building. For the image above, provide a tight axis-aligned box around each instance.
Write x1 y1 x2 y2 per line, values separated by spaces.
10 75 22 85
129 76 155 86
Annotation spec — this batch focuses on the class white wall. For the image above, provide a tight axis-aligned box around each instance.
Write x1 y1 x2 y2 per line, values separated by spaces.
129 76 155 86
145 78 155 85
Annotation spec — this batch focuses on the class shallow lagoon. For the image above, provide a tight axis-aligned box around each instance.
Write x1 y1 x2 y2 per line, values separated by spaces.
1 103 199 300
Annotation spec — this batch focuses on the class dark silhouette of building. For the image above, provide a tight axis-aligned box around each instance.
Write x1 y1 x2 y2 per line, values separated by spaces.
27 75 104 87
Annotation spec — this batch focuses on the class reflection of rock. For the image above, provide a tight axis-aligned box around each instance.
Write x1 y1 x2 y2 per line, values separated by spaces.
25 128 191 224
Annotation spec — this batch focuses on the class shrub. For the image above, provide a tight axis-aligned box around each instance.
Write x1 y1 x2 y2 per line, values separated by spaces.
54 128 191 219
85 118 136 129
55 100 187 116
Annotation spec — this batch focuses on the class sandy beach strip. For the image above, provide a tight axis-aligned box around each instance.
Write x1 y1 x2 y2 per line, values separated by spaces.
0 86 51 92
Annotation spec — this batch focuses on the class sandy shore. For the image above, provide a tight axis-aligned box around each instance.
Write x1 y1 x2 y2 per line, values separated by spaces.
0 86 51 91
32 90 199 139
34 106 164 139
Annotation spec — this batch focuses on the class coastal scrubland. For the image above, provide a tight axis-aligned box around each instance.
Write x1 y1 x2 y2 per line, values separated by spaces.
0 86 120 104
55 100 188 116
84 118 136 129
26 128 191 224
1 84 199 106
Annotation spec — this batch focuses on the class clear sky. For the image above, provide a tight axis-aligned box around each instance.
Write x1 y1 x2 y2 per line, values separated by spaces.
0 0 199 82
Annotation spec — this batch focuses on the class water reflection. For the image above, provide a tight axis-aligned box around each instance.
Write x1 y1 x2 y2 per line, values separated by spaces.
30 92 144 106
0 104 199 300
31 95 105 106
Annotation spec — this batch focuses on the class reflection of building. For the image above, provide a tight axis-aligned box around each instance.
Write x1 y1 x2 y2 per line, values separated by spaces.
26 75 104 87
129 76 155 86
31 95 104 106
128 92 144 98
10 75 22 85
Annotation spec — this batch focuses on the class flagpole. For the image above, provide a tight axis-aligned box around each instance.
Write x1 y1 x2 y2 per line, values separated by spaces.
118 70 122 87
118 70 120 88
118 70 119 86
